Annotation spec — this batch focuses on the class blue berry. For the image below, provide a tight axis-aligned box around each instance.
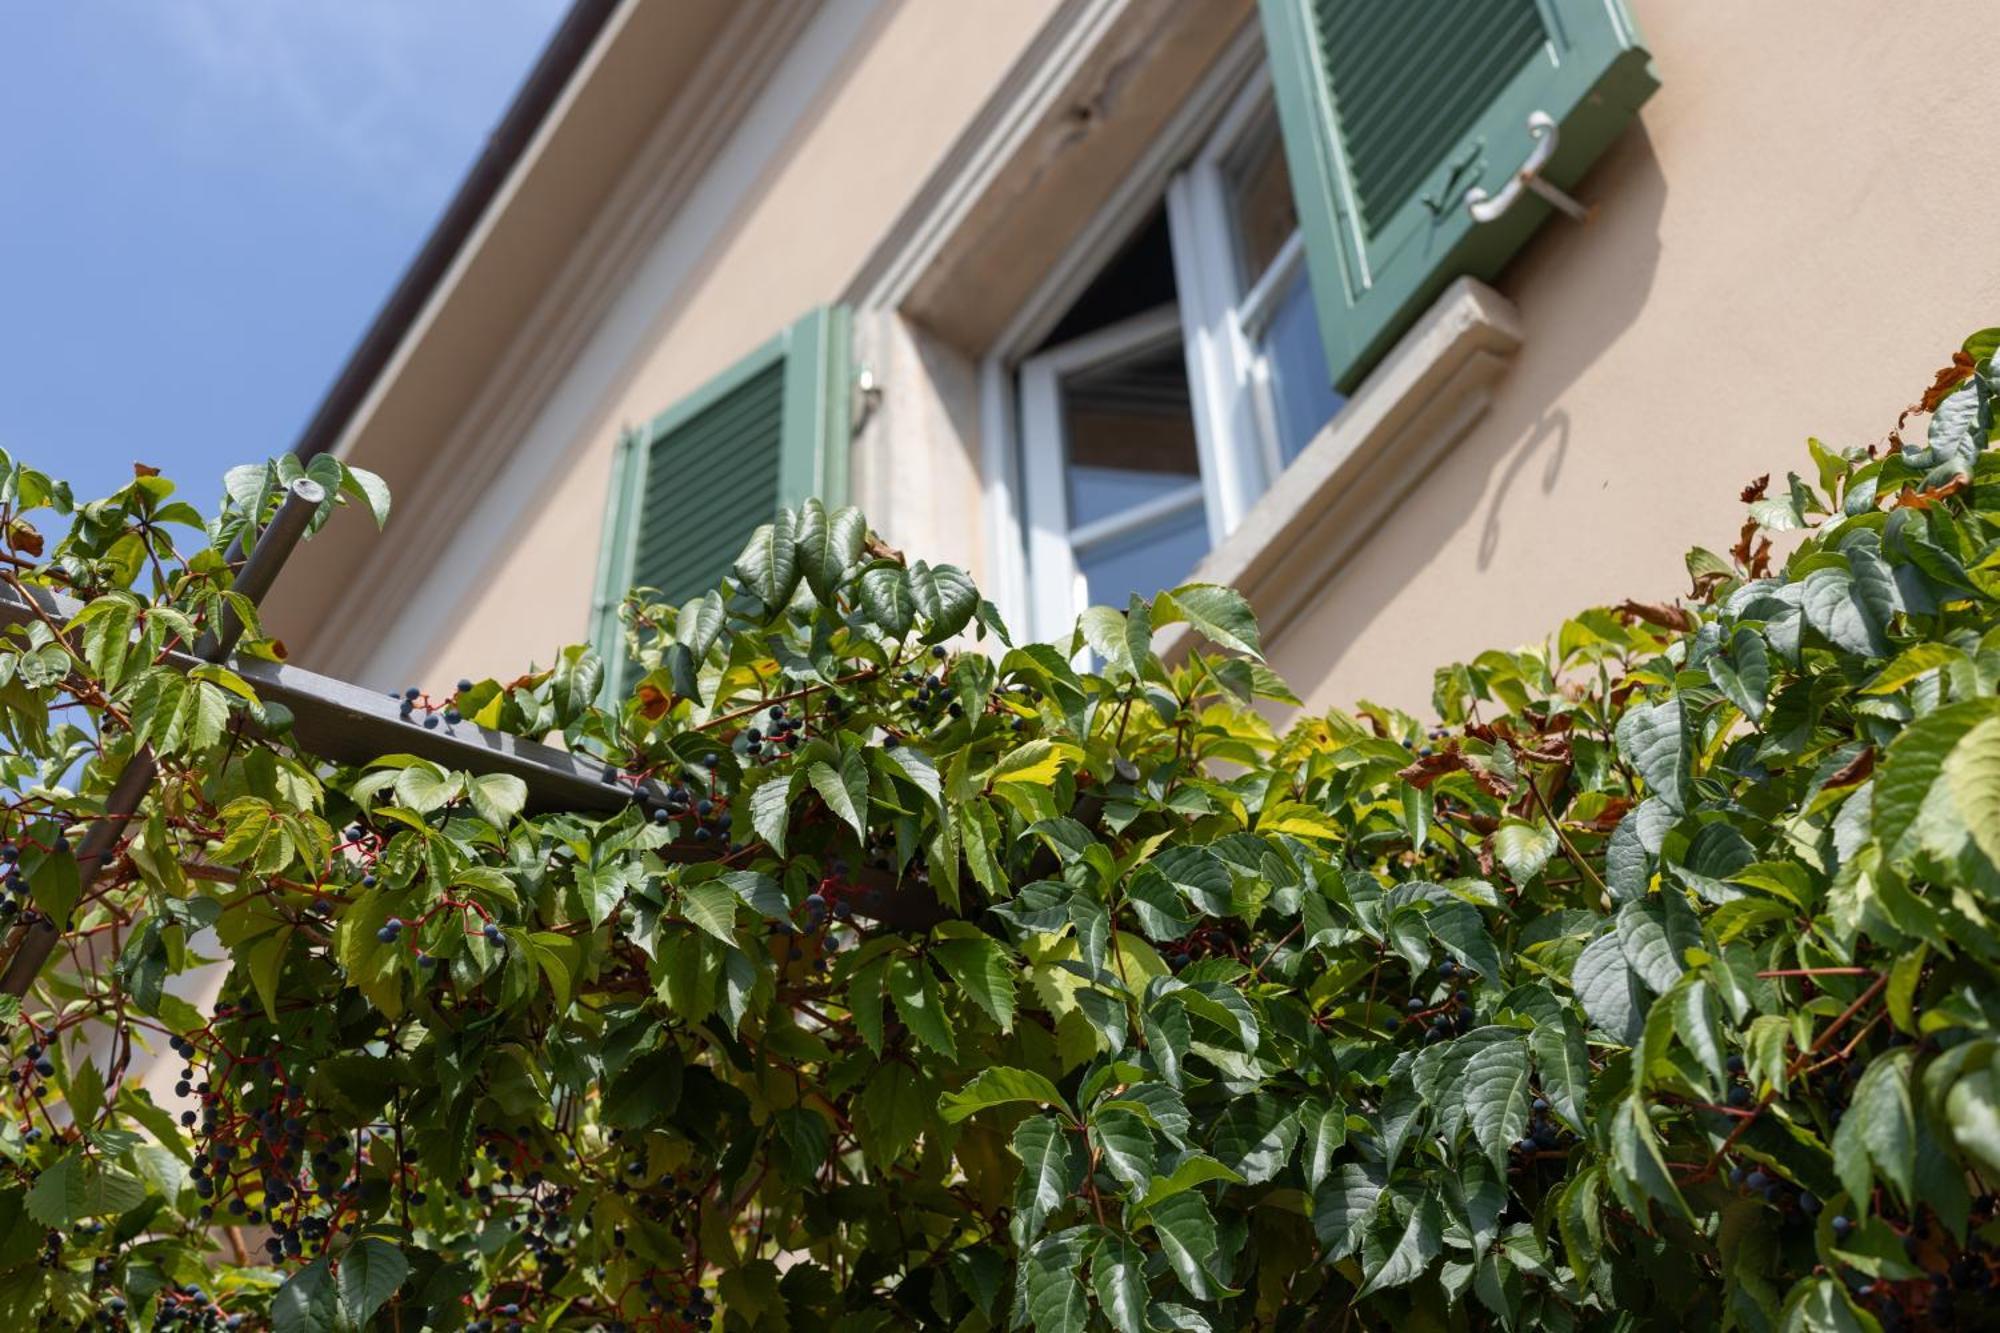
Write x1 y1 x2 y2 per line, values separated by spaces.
457 679 474 694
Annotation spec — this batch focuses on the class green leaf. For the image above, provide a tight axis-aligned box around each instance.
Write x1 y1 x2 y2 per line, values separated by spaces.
1090 1234 1149 1333
1012 1114 1082 1242
1211 1096 1299 1186
1529 1012 1590 1131
1090 1106 1156 1194
1943 714 2000 869
1463 1035 1530 1172
24 1154 83 1226
746 770 798 857
1147 1190 1223 1300
1491 820 1558 885
857 562 915 635
1358 1192 1444 1296
938 1066 1068 1123
1428 898 1503 982
340 464 392 529
1862 642 1959 694
733 510 800 611
1153 583 1262 659
1778 1275 1881 1333
466 772 527 827
908 560 978 640
1302 1098 1348 1191
1610 1095 1691 1227
271 1256 338 1333
795 499 866 601
1022 1228 1092 1333
1572 932 1648 1046
1616 899 1689 993
930 937 1015 1032
887 956 957 1059
336 1238 408 1329
1137 1153 1244 1211
1832 1048 1915 1208
1313 1162 1390 1262
807 752 869 838
1801 566 1889 658
1616 696 1690 812
1874 697 2000 858
679 881 740 945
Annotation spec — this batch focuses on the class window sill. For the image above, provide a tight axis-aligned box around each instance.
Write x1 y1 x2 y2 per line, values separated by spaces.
1166 276 1524 657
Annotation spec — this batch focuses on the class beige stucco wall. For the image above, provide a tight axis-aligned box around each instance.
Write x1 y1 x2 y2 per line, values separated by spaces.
1269 0 2000 716
402 0 1059 683
378 0 1999 723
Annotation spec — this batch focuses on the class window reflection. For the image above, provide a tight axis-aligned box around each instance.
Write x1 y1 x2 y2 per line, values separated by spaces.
1062 342 1201 528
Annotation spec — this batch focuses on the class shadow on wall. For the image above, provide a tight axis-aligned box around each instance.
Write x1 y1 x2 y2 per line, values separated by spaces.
1275 120 1668 708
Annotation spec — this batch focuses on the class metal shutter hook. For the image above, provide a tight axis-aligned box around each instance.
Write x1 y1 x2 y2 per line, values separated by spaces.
1464 111 1593 224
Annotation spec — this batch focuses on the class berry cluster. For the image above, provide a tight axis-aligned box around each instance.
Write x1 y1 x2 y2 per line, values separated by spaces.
1406 957 1478 1043
388 678 471 730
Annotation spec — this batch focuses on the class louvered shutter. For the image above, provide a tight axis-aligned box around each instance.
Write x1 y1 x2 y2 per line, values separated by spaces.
590 305 850 694
1260 0 1657 391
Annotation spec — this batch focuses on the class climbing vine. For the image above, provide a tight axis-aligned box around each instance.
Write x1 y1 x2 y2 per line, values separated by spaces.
0 328 1997 1331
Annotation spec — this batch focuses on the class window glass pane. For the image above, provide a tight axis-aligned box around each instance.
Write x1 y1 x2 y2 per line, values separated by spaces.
1261 271 1345 466
1062 342 1200 528
1075 500 1211 612
1224 113 1298 288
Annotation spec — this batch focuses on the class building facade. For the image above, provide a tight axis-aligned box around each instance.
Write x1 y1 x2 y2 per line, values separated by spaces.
268 0 2000 717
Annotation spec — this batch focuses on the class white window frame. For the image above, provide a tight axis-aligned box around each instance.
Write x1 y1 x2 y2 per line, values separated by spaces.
1003 56 1339 640
1018 304 1201 642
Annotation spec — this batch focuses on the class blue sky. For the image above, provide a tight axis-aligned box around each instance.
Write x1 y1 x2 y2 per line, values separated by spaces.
0 1 567 516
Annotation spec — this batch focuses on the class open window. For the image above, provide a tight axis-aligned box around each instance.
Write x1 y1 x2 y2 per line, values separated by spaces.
1007 2 1655 637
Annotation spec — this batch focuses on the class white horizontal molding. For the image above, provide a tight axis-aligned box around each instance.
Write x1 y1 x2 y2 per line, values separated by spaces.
1170 276 1524 654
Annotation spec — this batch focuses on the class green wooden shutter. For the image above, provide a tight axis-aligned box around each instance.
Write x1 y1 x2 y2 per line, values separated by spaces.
1260 0 1657 391
590 305 850 694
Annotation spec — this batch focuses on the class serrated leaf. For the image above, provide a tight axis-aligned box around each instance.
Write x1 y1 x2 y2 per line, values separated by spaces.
807 751 869 838
888 956 956 1059
1616 697 1690 812
679 881 739 945
1137 1152 1243 1211
1302 1098 1347 1191
1313 1162 1388 1261
733 510 800 611
1153 583 1261 659
795 499 866 601
1211 1096 1298 1186
931 937 1015 1032
1427 898 1502 981
939 1066 1067 1123
1491 820 1558 885
336 1238 407 1328
1012 1115 1082 1242
747 771 798 857
25 1154 83 1226
466 772 526 827
271 1256 338 1333
857 562 915 635
1147 1190 1223 1300
1091 1106 1156 1194
1023 1227 1091 1333
1572 932 1648 1046
909 560 978 640
1091 1234 1149 1333
1943 714 2000 869
1874 699 2000 857
1358 1192 1444 1296
1464 1035 1530 1172
1832 1048 1914 1209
